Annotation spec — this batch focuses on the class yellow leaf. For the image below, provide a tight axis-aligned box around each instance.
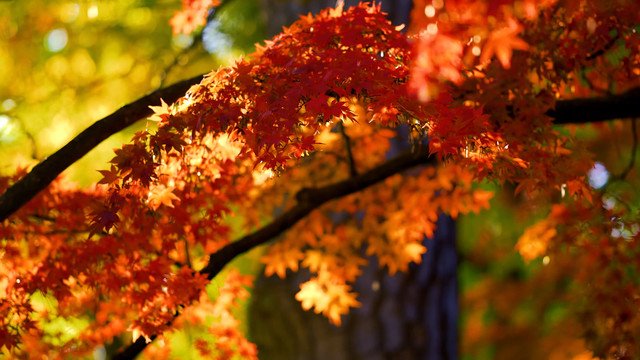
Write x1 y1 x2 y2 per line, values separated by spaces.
404 242 427 264
295 276 360 326
296 278 328 312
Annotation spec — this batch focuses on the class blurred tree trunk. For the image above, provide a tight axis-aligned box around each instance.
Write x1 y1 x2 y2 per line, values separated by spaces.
259 0 413 37
249 2 458 359
249 216 458 360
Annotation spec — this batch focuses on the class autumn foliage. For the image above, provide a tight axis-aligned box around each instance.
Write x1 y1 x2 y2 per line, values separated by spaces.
1 1 640 359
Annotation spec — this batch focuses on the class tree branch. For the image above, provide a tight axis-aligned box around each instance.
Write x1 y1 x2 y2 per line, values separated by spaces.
202 146 434 278
0 75 203 222
337 122 358 177
1 81 639 223
111 335 157 360
548 87 640 125
614 118 638 180
111 146 436 359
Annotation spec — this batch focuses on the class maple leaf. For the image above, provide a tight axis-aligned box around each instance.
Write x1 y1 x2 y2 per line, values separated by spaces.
296 278 327 312
406 241 427 261
147 185 180 210
323 287 360 326
301 249 326 273
148 99 171 122
295 275 361 326
480 18 530 69
89 207 120 235
97 165 120 185
261 243 304 278
213 131 243 161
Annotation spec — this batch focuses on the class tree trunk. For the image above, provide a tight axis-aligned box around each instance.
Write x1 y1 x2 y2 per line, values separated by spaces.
259 0 413 37
249 216 458 360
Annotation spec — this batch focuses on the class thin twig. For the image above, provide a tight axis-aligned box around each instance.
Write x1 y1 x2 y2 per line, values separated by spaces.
184 239 193 269
27 214 110 236
586 35 620 61
337 122 357 177
616 118 638 180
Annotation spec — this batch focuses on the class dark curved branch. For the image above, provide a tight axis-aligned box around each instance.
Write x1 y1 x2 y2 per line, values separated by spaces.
111 146 436 359
0 74 204 222
1 82 639 223
548 87 640 125
202 146 434 278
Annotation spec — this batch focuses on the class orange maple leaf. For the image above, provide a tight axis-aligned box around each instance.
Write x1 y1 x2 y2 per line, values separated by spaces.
147 185 180 210
295 275 360 326
480 18 530 69
515 218 557 262
148 98 171 122
262 243 304 278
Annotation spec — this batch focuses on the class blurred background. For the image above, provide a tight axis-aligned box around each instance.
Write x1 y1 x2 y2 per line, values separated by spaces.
0 0 262 185
1 1 637 359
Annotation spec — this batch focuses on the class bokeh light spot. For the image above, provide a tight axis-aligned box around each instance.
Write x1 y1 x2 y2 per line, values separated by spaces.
424 5 435 17
0 115 9 129
45 28 68 52
203 19 232 54
588 162 609 189
88 5 99 19
2 99 16 111
0 115 17 142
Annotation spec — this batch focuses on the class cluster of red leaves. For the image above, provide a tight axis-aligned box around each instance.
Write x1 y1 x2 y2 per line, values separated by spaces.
1 1 639 358
405 3 640 357
1 3 419 356
409 0 640 199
